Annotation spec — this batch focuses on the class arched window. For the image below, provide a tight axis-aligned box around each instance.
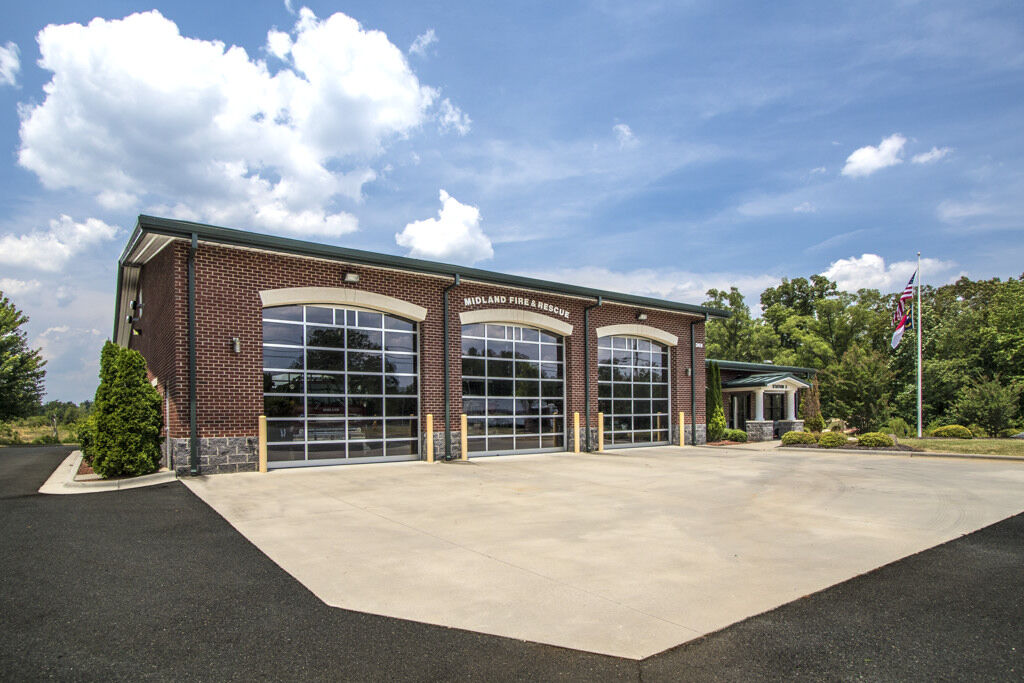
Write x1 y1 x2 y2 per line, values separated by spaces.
262 304 419 467
461 322 565 455
597 335 670 446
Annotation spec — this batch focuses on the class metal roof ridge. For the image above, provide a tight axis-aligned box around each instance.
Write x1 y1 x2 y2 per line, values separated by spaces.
131 214 730 319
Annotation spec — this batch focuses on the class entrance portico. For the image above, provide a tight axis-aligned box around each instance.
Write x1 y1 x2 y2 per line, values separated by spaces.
721 372 810 441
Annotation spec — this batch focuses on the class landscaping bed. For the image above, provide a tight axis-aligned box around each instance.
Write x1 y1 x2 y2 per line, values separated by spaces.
900 438 1024 458
780 442 919 453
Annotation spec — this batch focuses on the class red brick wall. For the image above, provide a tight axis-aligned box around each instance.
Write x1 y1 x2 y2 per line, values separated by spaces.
129 243 187 441
131 240 708 442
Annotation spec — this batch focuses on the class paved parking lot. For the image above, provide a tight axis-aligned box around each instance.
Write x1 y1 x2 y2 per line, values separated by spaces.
184 446 1024 659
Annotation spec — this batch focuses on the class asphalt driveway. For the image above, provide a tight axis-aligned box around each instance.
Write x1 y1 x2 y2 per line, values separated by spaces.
184 446 1024 659
3 445 1023 681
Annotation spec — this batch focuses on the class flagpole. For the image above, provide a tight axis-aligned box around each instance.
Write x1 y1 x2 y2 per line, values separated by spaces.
916 251 923 438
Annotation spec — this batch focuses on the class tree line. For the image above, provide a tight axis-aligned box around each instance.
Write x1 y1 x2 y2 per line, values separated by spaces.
704 273 1024 435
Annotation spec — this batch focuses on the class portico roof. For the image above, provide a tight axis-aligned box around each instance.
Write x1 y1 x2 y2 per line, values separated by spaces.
721 372 810 389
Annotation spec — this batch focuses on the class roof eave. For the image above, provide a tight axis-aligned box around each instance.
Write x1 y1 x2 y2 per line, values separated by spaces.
124 215 731 319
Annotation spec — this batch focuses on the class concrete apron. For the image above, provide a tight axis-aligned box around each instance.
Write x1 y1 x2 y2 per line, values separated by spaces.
182 447 1024 659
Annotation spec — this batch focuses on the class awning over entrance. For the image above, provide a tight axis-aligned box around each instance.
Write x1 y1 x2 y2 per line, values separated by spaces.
721 372 810 390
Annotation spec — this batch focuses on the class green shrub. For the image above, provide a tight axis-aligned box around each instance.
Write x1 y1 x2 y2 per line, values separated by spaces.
998 427 1021 439
722 428 747 442
931 424 973 439
0 421 22 445
31 433 60 445
782 431 817 445
817 431 848 448
707 404 726 442
804 414 826 433
77 415 97 462
886 417 910 438
967 423 987 438
90 342 163 478
857 432 894 448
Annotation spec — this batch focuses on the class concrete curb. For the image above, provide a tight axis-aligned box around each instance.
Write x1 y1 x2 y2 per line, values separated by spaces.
38 451 177 495
774 445 1024 463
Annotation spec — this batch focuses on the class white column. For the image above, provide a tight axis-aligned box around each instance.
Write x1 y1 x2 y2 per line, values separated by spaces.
786 390 796 420
754 389 765 421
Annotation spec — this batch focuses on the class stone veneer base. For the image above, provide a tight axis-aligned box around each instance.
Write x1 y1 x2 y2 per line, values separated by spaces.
171 437 258 476
776 420 805 438
745 421 775 442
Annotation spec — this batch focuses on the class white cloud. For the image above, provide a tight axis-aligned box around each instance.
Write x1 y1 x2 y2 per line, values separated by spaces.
395 190 492 264
284 0 297 16
821 253 958 292
0 215 119 271
265 29 292 60
912 146 951 164
841 133 906 177
613 123 636 148
516 266 782 309
793 201 816 213
809 166 827 175
937 199 994 222
18 10 462 239
0 41 19 86
437 97 471 135
0 278 42 296
409 29 437 57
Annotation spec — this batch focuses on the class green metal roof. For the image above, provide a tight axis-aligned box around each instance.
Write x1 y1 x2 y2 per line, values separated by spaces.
721 372 810 389
114 215 730 342
707 359 817 376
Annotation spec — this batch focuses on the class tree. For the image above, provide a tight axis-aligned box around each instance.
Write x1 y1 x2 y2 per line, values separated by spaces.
88 342 162 478
822 344 891 433
799 378 825 432
0 292 46 420
954 375 1021 436
703 287 780 363
705 361 725 441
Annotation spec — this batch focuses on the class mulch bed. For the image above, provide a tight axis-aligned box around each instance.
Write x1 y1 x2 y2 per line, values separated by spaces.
707 440 748 446
77 457 96 476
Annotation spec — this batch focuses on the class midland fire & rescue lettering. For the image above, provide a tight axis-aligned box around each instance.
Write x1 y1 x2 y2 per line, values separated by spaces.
463 294 571 319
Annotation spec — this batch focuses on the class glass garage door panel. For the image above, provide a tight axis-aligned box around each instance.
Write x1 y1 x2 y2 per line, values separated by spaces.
461 323 565 455
596 336 670 446
262 305 419 467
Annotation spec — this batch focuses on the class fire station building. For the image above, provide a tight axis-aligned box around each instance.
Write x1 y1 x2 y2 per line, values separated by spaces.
114 215 736 475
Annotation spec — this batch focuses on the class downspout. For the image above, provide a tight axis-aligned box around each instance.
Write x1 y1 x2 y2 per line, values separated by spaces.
188 232 199 476
442 274 460 460
583 296 602 451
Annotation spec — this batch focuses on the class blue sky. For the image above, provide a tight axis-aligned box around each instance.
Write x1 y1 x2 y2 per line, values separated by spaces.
1 0 1022 401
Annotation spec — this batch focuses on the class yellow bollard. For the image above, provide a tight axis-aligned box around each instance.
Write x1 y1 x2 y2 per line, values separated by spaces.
678 412 685 447
573 412 580 453
460 414 468 460
425 414 434 463
258 415 268 473
597 412 604 452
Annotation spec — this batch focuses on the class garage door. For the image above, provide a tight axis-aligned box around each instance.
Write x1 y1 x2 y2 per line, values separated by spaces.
597 335 670 447
461 323 565 455
261 304 419 467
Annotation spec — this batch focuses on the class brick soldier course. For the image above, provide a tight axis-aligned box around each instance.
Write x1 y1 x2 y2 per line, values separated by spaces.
115 216 728 475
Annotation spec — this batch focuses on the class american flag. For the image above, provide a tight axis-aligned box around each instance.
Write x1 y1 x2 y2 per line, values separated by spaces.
892 269 918 326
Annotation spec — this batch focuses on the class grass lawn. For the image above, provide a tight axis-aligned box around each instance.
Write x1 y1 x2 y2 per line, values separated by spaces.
902 438 1024 457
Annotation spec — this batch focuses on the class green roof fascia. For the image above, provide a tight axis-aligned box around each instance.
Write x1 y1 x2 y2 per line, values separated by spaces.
707 358 817 376
721 372 803 388
125 215 731 320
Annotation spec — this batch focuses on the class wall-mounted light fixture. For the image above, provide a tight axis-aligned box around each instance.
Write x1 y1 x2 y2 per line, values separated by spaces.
344 272 360 283
637 312 648 321
231 337 241 354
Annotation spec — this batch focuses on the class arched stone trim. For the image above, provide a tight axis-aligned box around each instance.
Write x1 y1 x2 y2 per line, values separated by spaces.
595 323 678 347
259 287 427 322
460 308 573 337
